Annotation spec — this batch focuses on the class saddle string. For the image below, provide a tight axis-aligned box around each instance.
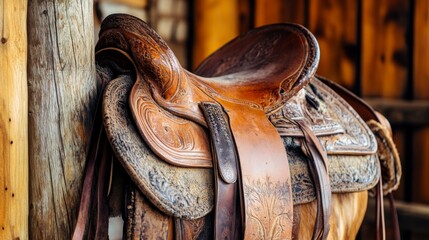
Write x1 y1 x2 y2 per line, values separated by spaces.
95 137 112 239
72 69 119 240
72 103 106 240
290 118 332 240
376 176 386 240
200 102 242 239
388 193 401 240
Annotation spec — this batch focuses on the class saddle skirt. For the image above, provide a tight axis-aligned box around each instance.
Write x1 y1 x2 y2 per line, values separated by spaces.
103 75 380 217
78 13 401 240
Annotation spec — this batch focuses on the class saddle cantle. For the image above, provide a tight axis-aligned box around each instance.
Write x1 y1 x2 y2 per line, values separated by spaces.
73 13 401 240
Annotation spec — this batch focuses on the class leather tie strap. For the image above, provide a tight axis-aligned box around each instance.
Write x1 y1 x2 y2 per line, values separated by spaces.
200 102 241 239
291 118 332 240
72 102 106 240
376 176 386 240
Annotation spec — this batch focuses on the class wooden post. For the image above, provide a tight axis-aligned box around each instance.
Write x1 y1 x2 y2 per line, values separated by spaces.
27 1 97 239
0 1 28 239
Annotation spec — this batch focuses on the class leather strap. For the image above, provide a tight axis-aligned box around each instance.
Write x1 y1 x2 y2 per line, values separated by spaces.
376 176 386 240
73 70 117 240
174 218 207 240
200 102 241 239
72 106 105 240
220 101 293 239
292 119 331 240
124 184 173 239
95 140 111 239
388 193 401 240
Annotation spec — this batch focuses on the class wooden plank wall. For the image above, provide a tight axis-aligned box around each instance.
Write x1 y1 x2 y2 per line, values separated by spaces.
193 0 429 238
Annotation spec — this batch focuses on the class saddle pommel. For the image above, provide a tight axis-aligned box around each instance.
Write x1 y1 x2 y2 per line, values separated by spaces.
97 14 184 102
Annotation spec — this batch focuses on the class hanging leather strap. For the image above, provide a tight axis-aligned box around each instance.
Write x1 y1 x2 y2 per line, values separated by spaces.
376 176 386 240
72 127 111 240
200 102 242 239
292 119 332 240
388 193 401 240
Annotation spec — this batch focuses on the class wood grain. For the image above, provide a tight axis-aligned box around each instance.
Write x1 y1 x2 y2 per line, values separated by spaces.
27 1 97 239
361 0 409 98
193 0 239 67
308 0 357 89
412 0 429 206
0 1 28 239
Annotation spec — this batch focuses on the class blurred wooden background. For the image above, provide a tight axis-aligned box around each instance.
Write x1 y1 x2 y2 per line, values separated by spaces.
95 0 429 239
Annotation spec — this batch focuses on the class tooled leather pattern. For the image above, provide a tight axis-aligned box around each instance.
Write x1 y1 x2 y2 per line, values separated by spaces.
103 77 214 219
243 177 293 239
130 79 212 167
270 78 377 155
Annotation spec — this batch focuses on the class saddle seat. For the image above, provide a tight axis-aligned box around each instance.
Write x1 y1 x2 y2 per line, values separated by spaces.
97 14 319 169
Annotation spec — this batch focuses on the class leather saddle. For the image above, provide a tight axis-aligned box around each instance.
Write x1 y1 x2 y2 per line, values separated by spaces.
73 14 401 240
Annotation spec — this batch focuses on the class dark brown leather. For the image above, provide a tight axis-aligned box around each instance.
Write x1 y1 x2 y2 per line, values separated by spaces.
200 102 241 239
388 193 401 240
124 184 172 239
72 102 107 240
292 119 331 240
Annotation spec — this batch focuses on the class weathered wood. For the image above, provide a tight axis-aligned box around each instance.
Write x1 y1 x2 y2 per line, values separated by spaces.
412 0 429 205
27 1 97 239
193 0 239 67
361 0 409 98
308 0 357 89
0 1 28 239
